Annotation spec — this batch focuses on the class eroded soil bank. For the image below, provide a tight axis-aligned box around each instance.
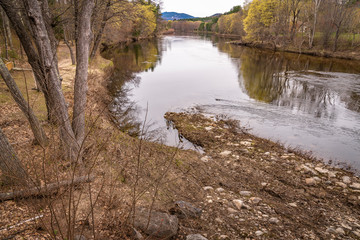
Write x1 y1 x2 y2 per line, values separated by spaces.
231 40 360 61
164 112 360 239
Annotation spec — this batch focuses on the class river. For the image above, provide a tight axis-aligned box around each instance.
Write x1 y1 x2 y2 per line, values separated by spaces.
103 35 360 172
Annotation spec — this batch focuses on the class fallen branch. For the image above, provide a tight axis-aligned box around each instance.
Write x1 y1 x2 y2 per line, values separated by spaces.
0 175 94 202
0 214 43 232
12 67 33 71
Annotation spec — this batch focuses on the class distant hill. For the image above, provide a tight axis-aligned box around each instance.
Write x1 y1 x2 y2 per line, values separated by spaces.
162 12 195 21
210 13 222 17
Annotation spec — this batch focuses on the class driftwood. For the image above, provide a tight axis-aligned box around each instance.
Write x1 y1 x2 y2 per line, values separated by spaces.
0 175 94 202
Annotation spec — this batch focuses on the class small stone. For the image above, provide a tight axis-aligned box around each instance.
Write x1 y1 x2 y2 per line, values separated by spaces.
250 197 262 204
264 152 270 155
203 186 214 191
205 126 213 131
335 228 345 235
201 156 210 162
349 195 357 201
261 182 268 187
207 200 213 203
336 182 347 188
289 202 297 207
227 207 238 214
74 235 86 240
326 227 336 234
240 141 252 146
186 234 208 240
342 176 351 184
215 218 223 223
133 229 144 240
341 223 352 230
313 177 321 182
328 172 337 178
349 183 360 189
315 167 329 174
269 217 279 224
240 191 251 196
305 178 316 186
173 201 202 219
233 199 244 210
220 151 232 156
255 231 264 236
300 165 317 175
216 187 225 193
219 235 229 240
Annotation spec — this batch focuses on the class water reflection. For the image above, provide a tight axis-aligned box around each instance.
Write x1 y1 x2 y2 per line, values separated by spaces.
103 39 162 136
216 40 360 118
103 35 360 170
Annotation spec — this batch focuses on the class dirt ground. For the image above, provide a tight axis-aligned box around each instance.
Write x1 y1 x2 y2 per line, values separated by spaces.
1 44 360 240
164 112 360 239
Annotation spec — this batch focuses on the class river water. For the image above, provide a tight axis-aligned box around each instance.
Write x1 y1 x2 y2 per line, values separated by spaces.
104 35 360 172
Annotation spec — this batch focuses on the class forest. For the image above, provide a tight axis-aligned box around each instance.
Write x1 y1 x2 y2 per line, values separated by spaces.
171 0 360 52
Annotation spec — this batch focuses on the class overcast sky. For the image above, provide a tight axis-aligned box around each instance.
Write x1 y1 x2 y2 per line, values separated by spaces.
161 0 245 18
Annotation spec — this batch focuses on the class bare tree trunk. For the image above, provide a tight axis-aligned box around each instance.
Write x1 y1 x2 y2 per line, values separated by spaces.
309 0 322 48
22 0 80 160
0 0 56 122
0 6 12 49
0 128 28 185
63 24 76 65
333 27 340 52
1 13 8 59
0 58 48 146
90 0 110 59
72 0 95 145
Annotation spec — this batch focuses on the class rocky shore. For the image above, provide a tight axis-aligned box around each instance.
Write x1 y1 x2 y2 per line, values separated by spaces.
162 112 360 239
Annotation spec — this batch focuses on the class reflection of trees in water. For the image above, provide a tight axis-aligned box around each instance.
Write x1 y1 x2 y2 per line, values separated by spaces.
217 41 360 118
103 39 162 136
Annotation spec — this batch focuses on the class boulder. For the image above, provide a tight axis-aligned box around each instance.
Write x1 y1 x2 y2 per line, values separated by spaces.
134 208 178 239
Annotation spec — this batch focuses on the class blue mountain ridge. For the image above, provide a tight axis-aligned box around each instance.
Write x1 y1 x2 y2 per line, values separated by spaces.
161 12 195 20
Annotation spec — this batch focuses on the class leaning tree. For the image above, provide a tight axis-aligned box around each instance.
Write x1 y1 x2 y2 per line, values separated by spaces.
0 0 95 162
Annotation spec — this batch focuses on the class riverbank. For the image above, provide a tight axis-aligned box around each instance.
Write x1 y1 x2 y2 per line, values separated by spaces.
1 43 360 239
165 112 360 239
231 40 360 61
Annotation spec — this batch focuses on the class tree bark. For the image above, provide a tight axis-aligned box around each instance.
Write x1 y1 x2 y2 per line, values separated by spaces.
72 0 94 145
22 0 80 160
0 58 48 146
90 0 111 59
0 128 28 185
1 12 8 59
0 0 55 122
63 25 76 65
309 0 322 48
0 6 12 49
333 27 340 52
0 0 80 160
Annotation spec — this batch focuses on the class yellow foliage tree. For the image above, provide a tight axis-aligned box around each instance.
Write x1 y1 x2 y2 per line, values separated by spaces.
132 4 157 38
244 0 279 41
